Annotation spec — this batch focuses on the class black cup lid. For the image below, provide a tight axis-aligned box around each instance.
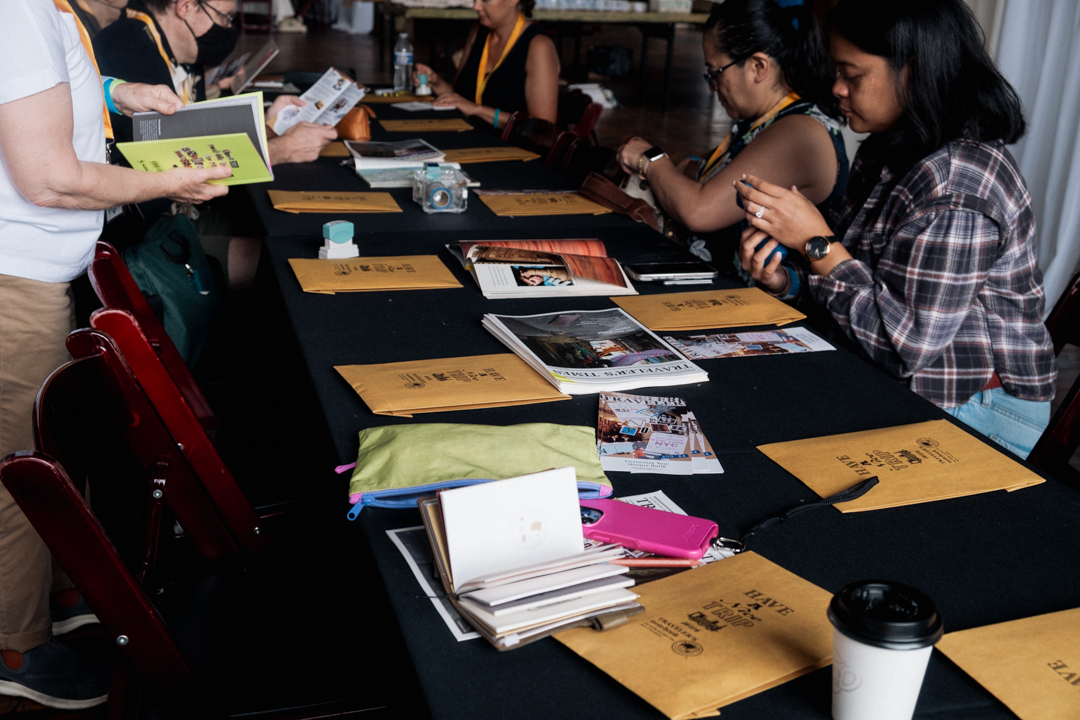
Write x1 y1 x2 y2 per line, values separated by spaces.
827 580 944 650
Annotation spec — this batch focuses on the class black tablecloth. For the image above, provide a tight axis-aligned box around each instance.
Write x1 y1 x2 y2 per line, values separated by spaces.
248 109 1080 720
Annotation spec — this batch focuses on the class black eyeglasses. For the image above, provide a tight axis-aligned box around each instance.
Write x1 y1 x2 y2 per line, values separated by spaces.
199 1 236 28
702 59 740 86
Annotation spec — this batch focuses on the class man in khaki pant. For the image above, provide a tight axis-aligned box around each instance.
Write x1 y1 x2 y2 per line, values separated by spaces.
0 1 226 707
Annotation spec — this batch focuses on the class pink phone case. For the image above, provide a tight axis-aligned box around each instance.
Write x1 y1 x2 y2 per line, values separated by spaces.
579 498 719 560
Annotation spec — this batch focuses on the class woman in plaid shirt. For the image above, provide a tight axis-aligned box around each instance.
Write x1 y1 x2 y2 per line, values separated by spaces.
734 0 1057 458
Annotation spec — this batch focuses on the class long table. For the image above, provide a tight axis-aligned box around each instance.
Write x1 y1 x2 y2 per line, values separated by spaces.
248 105 1080 719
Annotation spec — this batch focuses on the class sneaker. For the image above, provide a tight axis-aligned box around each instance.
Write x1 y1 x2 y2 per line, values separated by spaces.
51 591 100 636
0 641 109 709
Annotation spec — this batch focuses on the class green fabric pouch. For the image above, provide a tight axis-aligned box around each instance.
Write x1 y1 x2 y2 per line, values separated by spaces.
346 423 612 520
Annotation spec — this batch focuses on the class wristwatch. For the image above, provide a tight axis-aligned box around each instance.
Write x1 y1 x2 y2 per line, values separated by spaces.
804 235 836 261
638 146 666 179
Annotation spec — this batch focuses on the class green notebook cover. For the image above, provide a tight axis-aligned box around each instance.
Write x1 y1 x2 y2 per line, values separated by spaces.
115 132 272 186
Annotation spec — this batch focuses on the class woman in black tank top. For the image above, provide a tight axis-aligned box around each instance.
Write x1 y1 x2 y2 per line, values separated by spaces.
413 0 560 131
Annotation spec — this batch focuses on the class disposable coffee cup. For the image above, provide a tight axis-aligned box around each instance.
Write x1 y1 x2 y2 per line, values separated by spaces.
827 580 944 720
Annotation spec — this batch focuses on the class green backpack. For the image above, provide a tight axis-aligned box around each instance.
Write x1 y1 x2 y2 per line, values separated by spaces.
122 213 222 366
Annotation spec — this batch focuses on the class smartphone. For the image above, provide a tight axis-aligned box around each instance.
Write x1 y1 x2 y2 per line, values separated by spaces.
625 262 718 282
735 181 788 264
579 498 719 560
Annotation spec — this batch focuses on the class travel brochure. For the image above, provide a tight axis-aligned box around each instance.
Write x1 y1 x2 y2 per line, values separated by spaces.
449 239 637 299
272 67 366 134
482 308 709 395
597 392 722 475
663 327 835 359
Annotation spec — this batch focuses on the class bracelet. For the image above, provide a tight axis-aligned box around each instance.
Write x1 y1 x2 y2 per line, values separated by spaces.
493 108 500 128
638 155 647 180
102 77 127 115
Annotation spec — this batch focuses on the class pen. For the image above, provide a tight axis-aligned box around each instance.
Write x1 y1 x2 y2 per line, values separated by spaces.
611 558 701 568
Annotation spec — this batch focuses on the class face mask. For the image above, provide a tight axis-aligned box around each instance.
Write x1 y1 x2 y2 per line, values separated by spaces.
183 3 238 67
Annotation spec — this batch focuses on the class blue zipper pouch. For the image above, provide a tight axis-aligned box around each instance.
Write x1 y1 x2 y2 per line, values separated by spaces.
346 423 613 520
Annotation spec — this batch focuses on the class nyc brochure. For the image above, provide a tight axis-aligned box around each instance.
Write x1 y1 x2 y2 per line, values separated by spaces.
482 308 708 395
272 67 366 134
663 327 835 360
598 392 722 475
449 239 636 299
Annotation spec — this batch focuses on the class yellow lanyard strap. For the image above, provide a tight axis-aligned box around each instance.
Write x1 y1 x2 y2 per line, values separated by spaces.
127 9 193 105
474 12 526 106
52 0 113 140
699 91 801 181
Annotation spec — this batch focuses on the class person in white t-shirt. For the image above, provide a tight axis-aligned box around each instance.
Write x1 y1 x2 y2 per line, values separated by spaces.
0 0 226 708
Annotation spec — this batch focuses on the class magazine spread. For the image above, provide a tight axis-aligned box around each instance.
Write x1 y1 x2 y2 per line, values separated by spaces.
345 138 444 171
449 239 636 299
482 308 708 394
357 163 476 189
597 393 722 475
205 38 279 92
663 327 835 359
272 67 366 134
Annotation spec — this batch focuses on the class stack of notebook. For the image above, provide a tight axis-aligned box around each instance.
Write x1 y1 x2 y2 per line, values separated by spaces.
419 468 642 650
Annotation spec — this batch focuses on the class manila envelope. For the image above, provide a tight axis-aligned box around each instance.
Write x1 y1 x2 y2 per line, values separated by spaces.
335 353 570 416
362 93 433 104
936 607 1080 720
268 190 402 214
318 141 351 157
556 551 834 720
379 118 473 132
288 256 462 294
613 288 805 331
757 419 1044 513
477 192 611 217
440 146 540 164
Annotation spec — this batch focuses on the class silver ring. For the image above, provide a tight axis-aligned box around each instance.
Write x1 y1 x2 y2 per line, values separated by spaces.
755 205 766 219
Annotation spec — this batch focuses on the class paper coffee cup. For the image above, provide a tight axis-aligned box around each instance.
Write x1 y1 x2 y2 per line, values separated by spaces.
827 580 944 720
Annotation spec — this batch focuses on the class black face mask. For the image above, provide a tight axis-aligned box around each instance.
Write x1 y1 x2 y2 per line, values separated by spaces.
184 4 238 67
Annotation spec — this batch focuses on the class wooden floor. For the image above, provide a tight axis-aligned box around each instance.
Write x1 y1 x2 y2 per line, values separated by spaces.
4 16 1075 718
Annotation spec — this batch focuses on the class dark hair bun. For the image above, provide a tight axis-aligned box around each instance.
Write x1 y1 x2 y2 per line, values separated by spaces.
519 0 535 17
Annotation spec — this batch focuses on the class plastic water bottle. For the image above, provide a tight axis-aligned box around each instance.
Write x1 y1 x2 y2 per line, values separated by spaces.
393 33 414 92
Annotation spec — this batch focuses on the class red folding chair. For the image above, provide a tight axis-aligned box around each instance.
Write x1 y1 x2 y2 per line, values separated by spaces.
88 241 218 433
56 328 269 562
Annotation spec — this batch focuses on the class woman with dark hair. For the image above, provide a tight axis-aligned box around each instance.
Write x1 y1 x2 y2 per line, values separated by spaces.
413 0 559 129
616 0 847 267
736 0 1056 457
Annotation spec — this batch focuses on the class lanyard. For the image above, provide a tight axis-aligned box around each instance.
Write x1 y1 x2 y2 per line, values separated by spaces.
699 91 801 182
52 0 113 140
474 12 526 106
126 9 194 105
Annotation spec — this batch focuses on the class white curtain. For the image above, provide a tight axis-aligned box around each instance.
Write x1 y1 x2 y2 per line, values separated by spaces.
995 0 1080 310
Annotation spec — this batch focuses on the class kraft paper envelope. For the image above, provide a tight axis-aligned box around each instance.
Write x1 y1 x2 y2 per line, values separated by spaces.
268 190 402 214
613 288 805 331
936 607 1080 720
288 256 462 294
757 419 1044 513
361 93 433 104
556 551 834 720
318 141 351 157
440 146 540 164
379 118 473 132
478 192 612 217
335 353 570 416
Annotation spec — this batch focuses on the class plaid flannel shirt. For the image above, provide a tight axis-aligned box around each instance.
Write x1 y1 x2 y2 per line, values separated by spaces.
805 139 1057 408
